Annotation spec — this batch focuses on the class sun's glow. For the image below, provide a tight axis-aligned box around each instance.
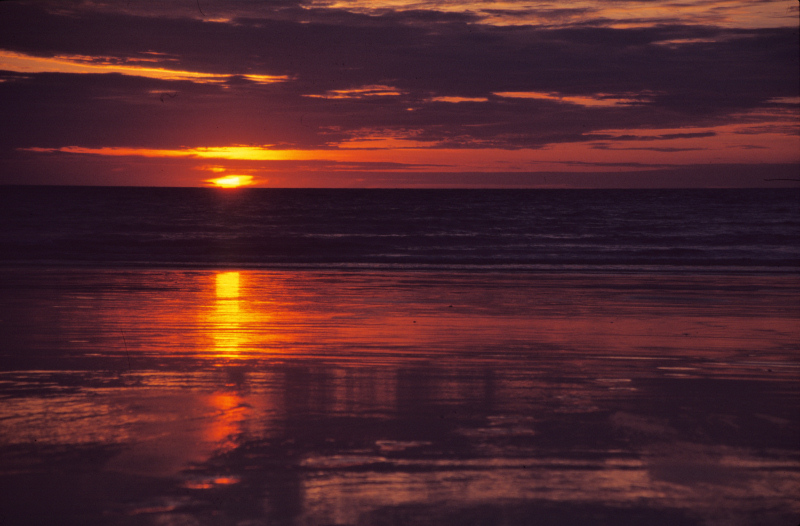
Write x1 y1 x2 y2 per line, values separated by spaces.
207 175 254 188
18 109 800 182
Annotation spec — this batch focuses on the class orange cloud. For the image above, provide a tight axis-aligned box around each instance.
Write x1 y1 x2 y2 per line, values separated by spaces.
430 96 489 103
19 113 799 180
494 91 651 107
322 0 798 28
304 85 405 99
0 50 287 84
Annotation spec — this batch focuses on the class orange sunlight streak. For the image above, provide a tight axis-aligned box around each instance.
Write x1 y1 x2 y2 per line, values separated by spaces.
0 51 288 84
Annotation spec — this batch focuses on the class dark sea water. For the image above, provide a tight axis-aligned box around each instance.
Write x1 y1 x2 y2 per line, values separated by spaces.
1 186 798 271
1 186 799 525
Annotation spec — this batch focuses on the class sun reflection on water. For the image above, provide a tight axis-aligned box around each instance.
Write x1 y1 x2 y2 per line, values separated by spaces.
213 271 243 358
216 271 240 299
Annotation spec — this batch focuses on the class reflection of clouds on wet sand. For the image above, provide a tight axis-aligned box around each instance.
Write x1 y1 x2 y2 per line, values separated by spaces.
297 409 798 525
293 374 798 523
299 450 799 526
104 390 255 477
0 392 131 446
0 377 274 485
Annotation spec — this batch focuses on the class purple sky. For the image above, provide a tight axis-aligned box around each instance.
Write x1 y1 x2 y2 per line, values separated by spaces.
1 0 798 187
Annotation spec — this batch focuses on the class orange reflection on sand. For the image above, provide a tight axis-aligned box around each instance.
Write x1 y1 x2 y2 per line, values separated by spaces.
183 476 242 490
204 271 293 359
212 272 244 358
96 389 262 477
203 392 247 447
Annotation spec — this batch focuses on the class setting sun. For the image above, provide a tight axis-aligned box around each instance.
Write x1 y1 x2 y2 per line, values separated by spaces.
208 175 253 188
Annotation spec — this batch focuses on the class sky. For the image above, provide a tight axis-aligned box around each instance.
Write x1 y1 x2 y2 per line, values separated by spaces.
0 0 798 188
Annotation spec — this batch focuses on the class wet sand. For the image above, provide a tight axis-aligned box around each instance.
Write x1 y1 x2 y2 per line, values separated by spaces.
1 269 798 525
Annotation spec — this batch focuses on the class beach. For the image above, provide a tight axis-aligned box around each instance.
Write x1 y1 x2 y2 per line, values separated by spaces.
2 0 799 522
1 268 797 525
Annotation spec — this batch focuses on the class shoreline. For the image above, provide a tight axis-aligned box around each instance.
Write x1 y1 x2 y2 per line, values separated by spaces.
2 262 800 275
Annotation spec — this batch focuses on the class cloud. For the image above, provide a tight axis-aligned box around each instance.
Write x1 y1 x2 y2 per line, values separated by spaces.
0 50 287 84
0 0 797 186
590 132 718 141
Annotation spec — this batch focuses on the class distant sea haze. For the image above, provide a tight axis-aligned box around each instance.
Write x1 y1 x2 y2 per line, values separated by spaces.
2 187 798 273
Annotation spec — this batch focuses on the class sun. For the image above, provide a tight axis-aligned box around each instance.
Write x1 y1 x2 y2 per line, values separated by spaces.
207 175 254 188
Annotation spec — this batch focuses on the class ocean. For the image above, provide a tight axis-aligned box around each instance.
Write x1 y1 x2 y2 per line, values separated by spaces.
0 186 798 526
2 186 798 271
